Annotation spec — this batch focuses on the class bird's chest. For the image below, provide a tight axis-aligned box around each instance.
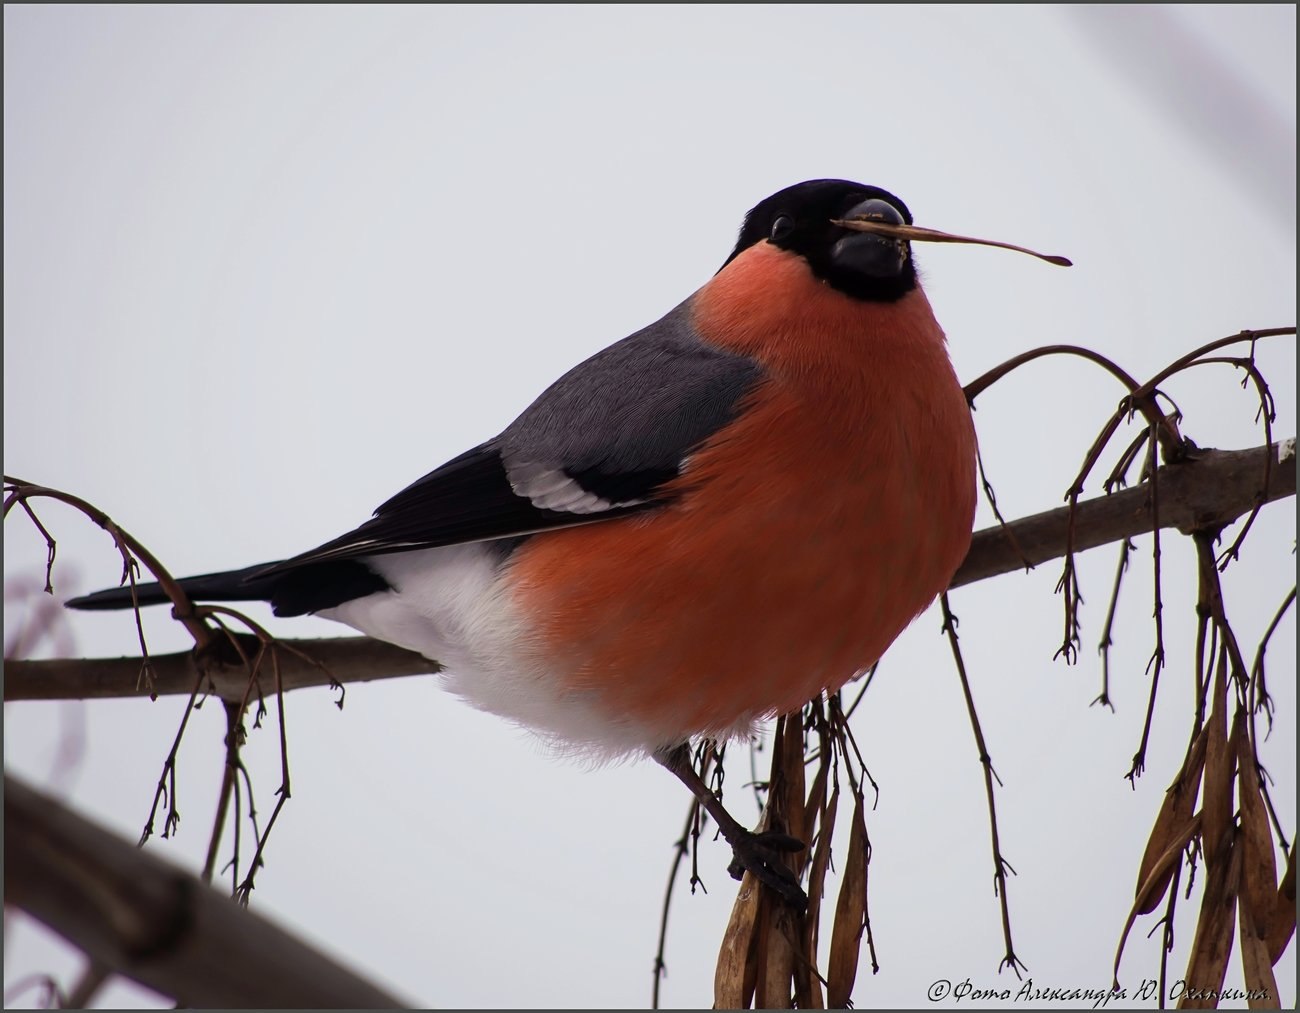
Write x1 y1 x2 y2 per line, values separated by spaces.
501 337 975 746
677 350 972 609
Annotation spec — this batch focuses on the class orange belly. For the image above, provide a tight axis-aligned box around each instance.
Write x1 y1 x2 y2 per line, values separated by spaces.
506 244 976 743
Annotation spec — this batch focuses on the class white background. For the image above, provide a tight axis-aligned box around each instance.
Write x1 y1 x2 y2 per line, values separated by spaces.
4 5 1295 1009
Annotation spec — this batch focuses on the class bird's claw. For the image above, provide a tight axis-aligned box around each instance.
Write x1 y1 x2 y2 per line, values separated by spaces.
726 829 808 912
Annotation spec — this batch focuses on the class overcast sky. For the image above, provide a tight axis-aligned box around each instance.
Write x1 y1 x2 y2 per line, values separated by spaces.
4 5 1296 1009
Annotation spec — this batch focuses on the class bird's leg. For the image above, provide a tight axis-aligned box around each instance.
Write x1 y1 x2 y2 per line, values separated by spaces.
654 743 807 911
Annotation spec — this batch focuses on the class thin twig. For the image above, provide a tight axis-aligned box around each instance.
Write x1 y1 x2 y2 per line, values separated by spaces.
965 344 1142 404
235 644 294 904
233 754 263 893
140 671 208 844
652 798 702 1010
14 498 58 593
1105 426 1159 493
1133 328 1293 406
842 662 879 721
975 442 1033 571
1256 775 1293 854
202 701 244 885
1157 860 1181 1009
940 593 1025 977
1094 538 1135 711
748 736 766 811
1145 422 1167 686
828 694 880 808
1208 355 1275 569
3 477 216 650
1250 586 1296 737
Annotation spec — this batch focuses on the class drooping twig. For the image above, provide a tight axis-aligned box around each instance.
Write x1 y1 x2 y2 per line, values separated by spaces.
965 344 1142 406
235 648 292 905
1094 537 1135 711
1191 531 1254 701
1156 861 1182 1009
1245 586 1295 856
232 752 264 894
10 497 58 593
1133 329 1292 409
1250 586 1296 737
1120 426 1170 782
828 693 880 810
202 701 245 885
974 441 1033 571
964 330 1293 707
747 735 767 812
1206 354 1276 570
842 661 879 721
652 797 702 1010
1054 536 1084 665
1105 425 1162 493
139 671 207 845
3 477 216 651
940 593 1025 978
1145 423 1167 691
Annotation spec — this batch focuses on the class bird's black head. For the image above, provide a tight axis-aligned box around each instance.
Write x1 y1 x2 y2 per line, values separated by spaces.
722 179 916 302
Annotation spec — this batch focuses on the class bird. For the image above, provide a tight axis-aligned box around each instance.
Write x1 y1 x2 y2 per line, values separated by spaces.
68 178 979 907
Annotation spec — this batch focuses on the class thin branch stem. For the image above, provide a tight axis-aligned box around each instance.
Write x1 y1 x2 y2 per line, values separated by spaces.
939 593 1025 978
202 701 244 885
652 798 702 1010
1094 538 1134 711
3 477 216 650
1250 586 1296 737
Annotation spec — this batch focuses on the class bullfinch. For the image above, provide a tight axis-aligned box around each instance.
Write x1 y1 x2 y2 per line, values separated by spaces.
69 178 979 906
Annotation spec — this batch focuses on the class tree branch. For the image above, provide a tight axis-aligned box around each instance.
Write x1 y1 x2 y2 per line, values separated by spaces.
5 440 1292 704
4 774 411 1008
5 636 438 702
951 440 1294 588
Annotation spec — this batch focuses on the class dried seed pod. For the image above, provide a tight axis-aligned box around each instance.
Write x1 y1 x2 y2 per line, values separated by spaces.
1236 727 1279 941
826 792 868 1009
715 875 762 1010
1134 728 1207 914
1266 845 1295 966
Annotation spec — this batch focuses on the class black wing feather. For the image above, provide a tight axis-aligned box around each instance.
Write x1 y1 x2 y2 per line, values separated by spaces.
257 445 656 576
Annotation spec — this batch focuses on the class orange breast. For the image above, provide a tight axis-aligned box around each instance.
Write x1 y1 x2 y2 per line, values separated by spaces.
506 242 977 743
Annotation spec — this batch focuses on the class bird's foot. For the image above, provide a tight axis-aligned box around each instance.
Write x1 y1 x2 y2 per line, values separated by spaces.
725 828 808 912
653 743 809 911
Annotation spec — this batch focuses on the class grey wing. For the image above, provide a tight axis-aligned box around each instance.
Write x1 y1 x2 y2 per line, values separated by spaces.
497 297 766 512
260 297 766 573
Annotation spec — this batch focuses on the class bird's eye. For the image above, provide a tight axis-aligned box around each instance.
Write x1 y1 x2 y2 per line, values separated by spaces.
769 215 795 241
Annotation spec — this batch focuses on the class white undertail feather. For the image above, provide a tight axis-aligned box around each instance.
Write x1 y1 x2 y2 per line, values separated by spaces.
317 543 713 759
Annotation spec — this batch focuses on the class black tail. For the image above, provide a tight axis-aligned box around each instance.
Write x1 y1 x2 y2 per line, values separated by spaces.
65 563 286 611
65 560 391 617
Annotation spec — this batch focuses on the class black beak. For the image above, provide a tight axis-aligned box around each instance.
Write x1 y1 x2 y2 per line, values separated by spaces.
830 198 909 278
